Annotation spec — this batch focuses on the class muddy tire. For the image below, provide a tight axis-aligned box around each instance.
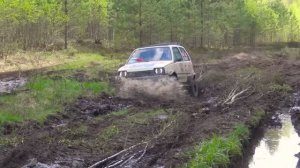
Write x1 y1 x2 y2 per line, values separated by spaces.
189 79 199 97
170 74 178 81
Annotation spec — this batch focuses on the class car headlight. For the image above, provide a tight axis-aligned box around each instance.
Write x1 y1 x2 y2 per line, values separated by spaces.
119 71 127 77
154 68 165 75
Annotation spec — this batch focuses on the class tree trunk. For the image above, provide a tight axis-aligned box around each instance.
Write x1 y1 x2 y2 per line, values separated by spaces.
149 22 153 45
200 0 204 48
233 28 240 46
170 23 173 42
139 0 142 46
193 4 197 48
64 0 68 49
250 22 256 48
224 31 228 47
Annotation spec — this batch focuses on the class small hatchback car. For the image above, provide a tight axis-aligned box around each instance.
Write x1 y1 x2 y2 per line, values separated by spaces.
118 43 198 97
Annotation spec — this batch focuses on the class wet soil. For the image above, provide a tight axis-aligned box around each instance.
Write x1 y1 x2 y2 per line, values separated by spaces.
0 89 258 168
0 77 27 94
1 50 300 168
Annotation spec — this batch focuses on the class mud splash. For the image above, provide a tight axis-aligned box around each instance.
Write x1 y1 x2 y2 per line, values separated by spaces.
117 78 186 101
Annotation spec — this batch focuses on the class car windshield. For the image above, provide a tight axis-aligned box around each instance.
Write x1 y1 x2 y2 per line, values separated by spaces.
128 47 172 64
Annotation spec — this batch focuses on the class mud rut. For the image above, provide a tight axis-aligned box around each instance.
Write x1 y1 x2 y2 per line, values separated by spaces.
0 85 252 168
1 52 300 168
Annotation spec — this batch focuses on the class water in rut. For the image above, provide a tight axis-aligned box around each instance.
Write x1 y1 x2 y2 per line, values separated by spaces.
247 113 300 168
236 91 300 168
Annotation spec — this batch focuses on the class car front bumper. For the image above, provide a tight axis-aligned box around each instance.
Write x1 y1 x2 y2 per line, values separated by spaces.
116 74 170 81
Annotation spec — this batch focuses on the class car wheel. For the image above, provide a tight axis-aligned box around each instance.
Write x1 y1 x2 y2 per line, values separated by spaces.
189 79 199 97
170 74 178 81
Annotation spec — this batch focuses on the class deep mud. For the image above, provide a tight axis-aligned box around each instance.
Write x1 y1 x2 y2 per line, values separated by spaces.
0 91 254 168
2 50 300 168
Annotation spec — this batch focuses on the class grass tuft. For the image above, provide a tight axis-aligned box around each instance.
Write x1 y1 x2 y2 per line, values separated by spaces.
188 136 230 168
0 113 22 125
248 110 266 127
98 125 119 141
269 83 292 95
111 109 128 117
128 109 166 124
186 124 250 168
0 76 111 125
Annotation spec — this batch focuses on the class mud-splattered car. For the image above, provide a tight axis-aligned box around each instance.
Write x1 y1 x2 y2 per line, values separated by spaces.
117 43 199 97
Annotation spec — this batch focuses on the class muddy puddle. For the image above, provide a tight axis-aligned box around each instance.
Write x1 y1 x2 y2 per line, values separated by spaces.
249 114 300 168
0 77 26 94
238 112 300 168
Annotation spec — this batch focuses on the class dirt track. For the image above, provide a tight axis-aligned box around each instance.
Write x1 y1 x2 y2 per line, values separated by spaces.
0 94 252 168
1 51 300 168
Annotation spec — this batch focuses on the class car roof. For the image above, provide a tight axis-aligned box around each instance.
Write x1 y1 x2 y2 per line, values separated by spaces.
137 43 183 50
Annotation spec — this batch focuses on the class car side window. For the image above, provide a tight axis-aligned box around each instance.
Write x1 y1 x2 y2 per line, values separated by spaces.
172 47 183 62
179 47 190 61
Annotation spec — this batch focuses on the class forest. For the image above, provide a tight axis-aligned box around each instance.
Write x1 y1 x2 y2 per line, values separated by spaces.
2 1 300 168
0 0 300 53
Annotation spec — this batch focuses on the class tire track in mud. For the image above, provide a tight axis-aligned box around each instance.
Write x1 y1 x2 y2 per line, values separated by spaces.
2 51 300 168
0 91 249 168
0 94 136 168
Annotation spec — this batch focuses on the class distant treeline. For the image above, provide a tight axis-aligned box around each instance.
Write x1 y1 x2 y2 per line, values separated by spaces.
0 0 299 52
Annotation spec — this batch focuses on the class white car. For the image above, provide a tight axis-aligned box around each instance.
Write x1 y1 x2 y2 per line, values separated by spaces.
118 44 199 97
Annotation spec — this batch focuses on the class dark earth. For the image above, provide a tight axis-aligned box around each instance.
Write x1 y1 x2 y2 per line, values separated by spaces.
1 51 300 168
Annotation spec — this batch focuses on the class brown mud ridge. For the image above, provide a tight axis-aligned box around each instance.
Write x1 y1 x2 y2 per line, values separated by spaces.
0 92 254 168
1 51 300 168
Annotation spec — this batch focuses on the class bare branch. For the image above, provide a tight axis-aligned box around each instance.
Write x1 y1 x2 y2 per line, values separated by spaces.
88 120 175 168
88 142 147 168
223 87 251 105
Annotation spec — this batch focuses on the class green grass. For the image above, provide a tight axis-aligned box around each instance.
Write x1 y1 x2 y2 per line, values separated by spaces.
0 76 112 125
186 110 266 168
66 125 89 137
54 53 122 72
0 136 22 146
248 110 266 127
186 124 250 168
269 83 292 95
0 50 124 126
0 113 22 124
236 67 262 77
111 109 128 117
97 125 120 141
1 49 124 74
128 109 167 124
48 52 123 81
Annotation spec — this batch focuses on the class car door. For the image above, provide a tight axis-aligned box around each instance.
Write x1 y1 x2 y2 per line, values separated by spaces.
179 47 195 75
172 47 185 82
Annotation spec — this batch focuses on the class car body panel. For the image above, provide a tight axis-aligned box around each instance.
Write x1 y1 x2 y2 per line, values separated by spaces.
118 61 173 72
118 44 196 83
